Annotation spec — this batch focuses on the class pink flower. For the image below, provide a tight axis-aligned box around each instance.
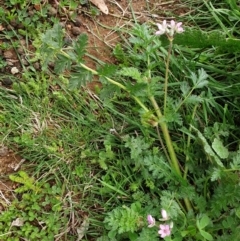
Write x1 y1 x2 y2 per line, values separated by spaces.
158 224 171 238
155 20 168 35
169 20 184 36
147 215 156 227
156 20 184 37
161 209 169 221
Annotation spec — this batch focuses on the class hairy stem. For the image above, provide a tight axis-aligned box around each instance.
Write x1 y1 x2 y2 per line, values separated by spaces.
79 63 149 112
164 39 173 115
149 96 181 176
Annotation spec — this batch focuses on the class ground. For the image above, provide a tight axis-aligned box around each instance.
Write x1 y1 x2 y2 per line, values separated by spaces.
0 0 185 213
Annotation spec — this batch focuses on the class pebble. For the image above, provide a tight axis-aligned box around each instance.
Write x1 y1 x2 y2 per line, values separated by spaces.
64 36 72 46
59 22 66 28
33 62 40 70
48 62 55 68
48 6 58 16
10 20 18 27
4 50 15 59
71 26 81 36
21 58 29 66
1 78 13 86
7 25 12 31
73 17 81 27
17 47 24 54
19 39 26 46
66 24 72 30
28 10 35 17
11 66 19 74
17 23 24 29
0 146 8 156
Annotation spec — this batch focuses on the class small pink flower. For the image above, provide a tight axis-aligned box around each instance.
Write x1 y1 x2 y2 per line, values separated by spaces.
155 20 168 35
147 215 155 227
161 209 169 221
156 20 184 37
158 224 171 238
168 20 184 36
170 20 184 34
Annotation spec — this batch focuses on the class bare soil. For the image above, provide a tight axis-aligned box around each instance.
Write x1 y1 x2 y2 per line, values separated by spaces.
0 146 22 209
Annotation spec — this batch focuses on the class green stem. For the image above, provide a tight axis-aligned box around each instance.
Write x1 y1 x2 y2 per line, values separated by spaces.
150 95 192 212
149 96 182 177
156 125 171 164
164 39 173 115
79 63 149 112
147 53 181 176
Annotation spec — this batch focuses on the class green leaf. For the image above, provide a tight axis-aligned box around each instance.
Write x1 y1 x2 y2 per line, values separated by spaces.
212 138 229 159
198 215 211 229
128 232 138 241
123 135 150 160
180 81 190 96
196 70 208 88
41 23 64 49
211 168 222 181
118 67 142 82
108 229 117 239
199 230 213 241
40 23 65 70
230 152 240 169
98 64 118 77
73 34 88 61
54 54 71 74
181 225 196 237
185 95 203 105
190 69 208 89
236 207 240 219
191 125 224 167
68 70 92 89
113 44 128 64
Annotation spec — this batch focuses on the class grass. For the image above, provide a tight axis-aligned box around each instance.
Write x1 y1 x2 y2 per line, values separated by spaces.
0 0 240 240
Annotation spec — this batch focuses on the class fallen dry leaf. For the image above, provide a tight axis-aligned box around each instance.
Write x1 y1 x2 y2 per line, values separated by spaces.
76 216 89 241
11 218 24 227
34 4 41 11
0 25 5 31
89 0 108 14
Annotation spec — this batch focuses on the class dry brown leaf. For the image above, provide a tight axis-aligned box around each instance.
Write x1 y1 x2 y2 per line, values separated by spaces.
89 0 108 14
11 218 24 227
0 25 5 31
76 216 89 241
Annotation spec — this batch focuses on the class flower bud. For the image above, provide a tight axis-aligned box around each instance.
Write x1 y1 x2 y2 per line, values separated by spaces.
147 215 156 227
161 209 169 220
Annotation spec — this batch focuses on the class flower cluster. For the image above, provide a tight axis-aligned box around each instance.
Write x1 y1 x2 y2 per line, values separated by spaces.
147 210 173 239
155 20 184 38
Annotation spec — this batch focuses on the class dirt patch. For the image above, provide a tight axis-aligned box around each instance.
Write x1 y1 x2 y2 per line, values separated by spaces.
0 146 23 174
0 0 187 88
75 0 172 68
67 0 183 90
0 146 22 210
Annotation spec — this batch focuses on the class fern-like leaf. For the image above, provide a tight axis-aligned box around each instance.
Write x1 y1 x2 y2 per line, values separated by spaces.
118 67 143 82
73 34 88 62
104 205 142 235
